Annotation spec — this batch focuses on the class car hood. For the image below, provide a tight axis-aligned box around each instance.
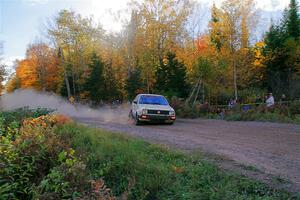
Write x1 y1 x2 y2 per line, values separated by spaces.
140 104 174 111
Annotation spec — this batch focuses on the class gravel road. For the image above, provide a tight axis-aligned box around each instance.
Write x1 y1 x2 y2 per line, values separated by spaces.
75 117 300 192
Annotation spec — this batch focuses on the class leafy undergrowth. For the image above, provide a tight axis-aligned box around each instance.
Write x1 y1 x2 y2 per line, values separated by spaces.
171 97 300 124
224 104 300 124
0 108 298 199
0 109 115 200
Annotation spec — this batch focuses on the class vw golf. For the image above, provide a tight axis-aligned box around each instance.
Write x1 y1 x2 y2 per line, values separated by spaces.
130 94 176 125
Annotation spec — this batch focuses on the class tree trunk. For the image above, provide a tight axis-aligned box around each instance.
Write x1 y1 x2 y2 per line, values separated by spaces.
233 54 238 100
64 68 71 98
72 70 76 97
202 81 205 103
186 78 199 104
193 79 201 105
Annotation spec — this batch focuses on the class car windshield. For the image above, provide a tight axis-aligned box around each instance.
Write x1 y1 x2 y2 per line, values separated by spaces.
139 95 169 105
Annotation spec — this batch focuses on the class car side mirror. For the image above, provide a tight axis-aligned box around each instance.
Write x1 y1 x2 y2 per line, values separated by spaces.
133 100 137 104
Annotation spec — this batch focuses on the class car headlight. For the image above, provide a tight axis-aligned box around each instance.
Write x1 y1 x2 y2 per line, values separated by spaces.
169 111 175 116
142 109 147 115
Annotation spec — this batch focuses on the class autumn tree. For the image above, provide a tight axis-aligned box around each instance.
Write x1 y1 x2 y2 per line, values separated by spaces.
10 43 59 92
26 42 60 91
126 0 192 93
211 0 257 100
6 75 20 93
48 10 104 98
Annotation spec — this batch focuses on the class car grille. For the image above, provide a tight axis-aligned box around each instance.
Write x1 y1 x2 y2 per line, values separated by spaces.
147 110 169 115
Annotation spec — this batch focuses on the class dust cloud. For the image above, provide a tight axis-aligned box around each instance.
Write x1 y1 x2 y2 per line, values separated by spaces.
0 89 130 123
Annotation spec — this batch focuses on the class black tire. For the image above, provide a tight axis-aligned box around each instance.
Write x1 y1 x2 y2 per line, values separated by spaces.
135 113 141 125
128 110 134 119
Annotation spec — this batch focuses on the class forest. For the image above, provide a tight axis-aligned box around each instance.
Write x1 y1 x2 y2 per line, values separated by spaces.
3 0 300 106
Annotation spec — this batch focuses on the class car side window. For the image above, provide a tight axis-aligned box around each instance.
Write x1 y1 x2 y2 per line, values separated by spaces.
133 96 139 104
138 96 142 104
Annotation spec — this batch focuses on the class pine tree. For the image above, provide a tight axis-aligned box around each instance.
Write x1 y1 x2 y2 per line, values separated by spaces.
264 0 300 97
155 52 188 98
84 52 105 104
103 61 121 103
286 0 300 39
125 67 144 101
209 3 223 50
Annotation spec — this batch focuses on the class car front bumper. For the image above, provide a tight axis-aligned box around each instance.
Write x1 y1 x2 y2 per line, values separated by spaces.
138 114 176 122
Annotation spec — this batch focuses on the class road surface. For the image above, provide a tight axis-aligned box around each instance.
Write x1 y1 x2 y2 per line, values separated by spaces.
75 117 300 192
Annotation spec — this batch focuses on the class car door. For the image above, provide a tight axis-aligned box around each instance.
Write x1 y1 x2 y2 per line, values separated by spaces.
131 95 139 116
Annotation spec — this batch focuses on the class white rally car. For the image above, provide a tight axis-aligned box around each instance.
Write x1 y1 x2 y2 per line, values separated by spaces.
130 94 176 125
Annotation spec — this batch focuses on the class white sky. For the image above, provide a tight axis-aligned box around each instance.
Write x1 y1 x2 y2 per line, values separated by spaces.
79 0 290 32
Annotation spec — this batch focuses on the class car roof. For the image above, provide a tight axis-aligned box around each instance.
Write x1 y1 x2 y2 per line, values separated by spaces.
138 94 164 97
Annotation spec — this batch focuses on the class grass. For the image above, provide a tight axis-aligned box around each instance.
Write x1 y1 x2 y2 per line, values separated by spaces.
55 123 297 200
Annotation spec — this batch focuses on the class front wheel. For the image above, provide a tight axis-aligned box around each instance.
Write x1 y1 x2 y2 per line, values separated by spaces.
128 110 134 119
134 113 141 125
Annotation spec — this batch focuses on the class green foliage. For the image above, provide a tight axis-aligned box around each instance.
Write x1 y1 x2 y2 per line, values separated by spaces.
286 0 300 38
84 52 105 104
35 150 87 199
0 123 67 199
103 62 122 103
223 103 300 124
155 52 189 98
264 0 300 98
55 123 293 200
0 107 53 138
126 68 144 101
0 110 99 199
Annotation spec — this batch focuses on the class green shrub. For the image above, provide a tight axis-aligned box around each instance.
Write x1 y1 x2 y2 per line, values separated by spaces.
0 112 100 200
289 101 300 115
0 126 68 199
0 107 54 138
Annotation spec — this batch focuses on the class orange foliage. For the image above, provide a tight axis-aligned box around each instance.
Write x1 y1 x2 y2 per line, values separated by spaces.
196 36 209 53
22 114 72 129
16 59 39 89
12 43 60 92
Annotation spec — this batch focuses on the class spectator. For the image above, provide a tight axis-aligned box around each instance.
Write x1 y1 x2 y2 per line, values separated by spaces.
280 94 286 105
266 93 275 107
228 99 235 109
255 95 262 105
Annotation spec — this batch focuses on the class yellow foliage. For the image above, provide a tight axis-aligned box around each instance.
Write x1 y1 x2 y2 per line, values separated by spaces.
22 114 72 129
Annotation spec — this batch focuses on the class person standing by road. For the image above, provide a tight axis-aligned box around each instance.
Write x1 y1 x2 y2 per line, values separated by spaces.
255 95 263 106
280 94 287 105
266 93 275 107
